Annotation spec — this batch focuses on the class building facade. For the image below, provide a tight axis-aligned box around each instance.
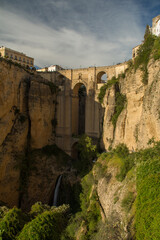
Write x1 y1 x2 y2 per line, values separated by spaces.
152 15 160 36
37 67 48 72
48 65 64 72
0 46 34 68
37 65 64 72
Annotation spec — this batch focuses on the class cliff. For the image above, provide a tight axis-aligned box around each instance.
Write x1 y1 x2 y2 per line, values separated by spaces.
0 59 75 209
101 58 160 151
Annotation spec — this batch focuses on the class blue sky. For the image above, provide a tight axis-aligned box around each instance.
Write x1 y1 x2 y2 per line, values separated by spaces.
0 0 160 68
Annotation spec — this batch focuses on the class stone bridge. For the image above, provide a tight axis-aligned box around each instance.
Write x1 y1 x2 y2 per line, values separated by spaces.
38 62 128 156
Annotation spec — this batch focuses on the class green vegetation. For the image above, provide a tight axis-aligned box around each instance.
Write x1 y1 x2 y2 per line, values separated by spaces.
30 202 51 218
17 204 70 240
106 142 160 239
135 141 160 240
98 78 126 130
111 144 135 181
132 29 160 84
98 76 118 103
111 89 126 130
0 206 9 219
152 37 160 60
0 208 29 240
0 204 70 240
72 135 98 176
134 34 155 84
1 141 160 239
61 172 101 240
121 192 135 212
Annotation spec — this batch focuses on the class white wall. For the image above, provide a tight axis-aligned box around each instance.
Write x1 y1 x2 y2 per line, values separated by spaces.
152 19 160 36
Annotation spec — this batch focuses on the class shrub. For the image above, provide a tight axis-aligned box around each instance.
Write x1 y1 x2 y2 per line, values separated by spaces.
62 171 101 240
80 173 101 236
98 76 118 103
113 144 129 158
112 144 135 182
121 192 135 212
73 135 97 176
111 90 126 130
98 84 108 103
78 135 97 162
17 205 70 240
0 206 9 219
153 36 160 60
0 208 29 240
30 202 51 218
133 33 155 84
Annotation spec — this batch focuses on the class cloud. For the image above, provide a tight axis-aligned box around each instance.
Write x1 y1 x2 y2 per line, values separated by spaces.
0 0 145 68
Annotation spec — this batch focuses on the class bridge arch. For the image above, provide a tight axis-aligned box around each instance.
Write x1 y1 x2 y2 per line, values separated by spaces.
72 83 86 136
97 71 107 83
72 80 87 92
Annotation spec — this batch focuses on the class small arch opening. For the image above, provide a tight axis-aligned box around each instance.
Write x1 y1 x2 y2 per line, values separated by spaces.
97 71 107 83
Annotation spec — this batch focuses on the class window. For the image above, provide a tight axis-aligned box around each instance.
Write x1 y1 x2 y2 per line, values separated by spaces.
31 60 33 64
15 56 17 60
27 60 29 64
10 54 13 59
23 58 25 62
19 57 21 61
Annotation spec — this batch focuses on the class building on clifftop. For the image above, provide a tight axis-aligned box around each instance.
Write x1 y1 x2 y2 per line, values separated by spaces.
151 15 160 36
132 15 160 59
0 46 34 68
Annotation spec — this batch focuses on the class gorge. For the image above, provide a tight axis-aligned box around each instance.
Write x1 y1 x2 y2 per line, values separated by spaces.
0 32 160 239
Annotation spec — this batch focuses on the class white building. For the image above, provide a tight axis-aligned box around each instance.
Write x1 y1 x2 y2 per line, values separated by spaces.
132 15 160 59
151 15 160 36
48 65 63 72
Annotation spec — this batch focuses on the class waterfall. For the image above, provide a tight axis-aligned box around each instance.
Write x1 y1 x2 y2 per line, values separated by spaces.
53 175 62 206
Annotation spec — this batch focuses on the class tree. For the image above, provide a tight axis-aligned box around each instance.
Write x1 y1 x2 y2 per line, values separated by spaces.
144 24 151 40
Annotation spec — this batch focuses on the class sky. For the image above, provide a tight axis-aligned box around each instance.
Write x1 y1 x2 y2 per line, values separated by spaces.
0 0 160 68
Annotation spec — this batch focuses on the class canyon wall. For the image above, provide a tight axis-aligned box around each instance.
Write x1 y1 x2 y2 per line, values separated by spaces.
0 59 74 209
102 58 160 151
0 55 160 213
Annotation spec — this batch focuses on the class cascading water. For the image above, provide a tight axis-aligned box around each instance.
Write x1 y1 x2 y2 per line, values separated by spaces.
53 175 62 206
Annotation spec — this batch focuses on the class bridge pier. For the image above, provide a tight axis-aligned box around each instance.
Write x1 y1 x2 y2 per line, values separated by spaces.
38 62 128 156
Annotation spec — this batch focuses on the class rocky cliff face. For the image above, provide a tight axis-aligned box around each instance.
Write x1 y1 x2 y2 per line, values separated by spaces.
0 59 74 209
96 155 136 239
102 58 160 151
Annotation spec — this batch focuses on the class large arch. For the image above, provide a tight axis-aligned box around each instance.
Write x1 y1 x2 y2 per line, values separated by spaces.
97 71 107 83
72 83 86 136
